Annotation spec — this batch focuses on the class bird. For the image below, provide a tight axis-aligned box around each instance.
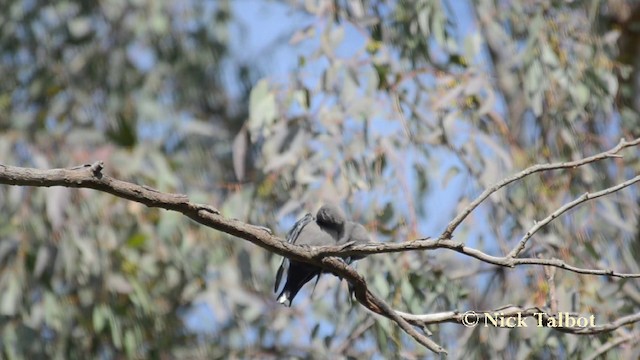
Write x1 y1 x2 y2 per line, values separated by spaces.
274 204 371 306
338 221 370 263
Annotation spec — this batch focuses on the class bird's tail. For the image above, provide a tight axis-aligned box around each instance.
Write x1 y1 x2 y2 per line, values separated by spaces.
276 264 319 306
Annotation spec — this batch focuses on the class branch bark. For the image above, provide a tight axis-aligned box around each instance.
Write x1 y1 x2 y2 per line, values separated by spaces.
0 162 446 354
1 136 639 355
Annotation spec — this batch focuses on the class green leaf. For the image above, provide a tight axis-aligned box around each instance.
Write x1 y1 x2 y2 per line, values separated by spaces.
93 305 107 333
373 273 389 298
233 126 248 182
68 17 92 38
310 323 320 340
0 277 20 316
106 116 138 148
329 26 345 48
124 329 137 357
291 89 309 111
108 310 123 349
377 202 394 225
417 6 431 37
126 233 147 249
249 79 276 136
442 166 460 188
572 83 590 108
541 45 559 66
463 33 482 60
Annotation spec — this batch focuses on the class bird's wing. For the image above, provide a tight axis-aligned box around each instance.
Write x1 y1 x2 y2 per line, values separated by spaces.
274 213 314 293
286 213 314 244
274 260 287 293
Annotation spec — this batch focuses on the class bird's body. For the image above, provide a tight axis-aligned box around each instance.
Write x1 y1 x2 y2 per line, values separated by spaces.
274 205 371 306
338 222 369 262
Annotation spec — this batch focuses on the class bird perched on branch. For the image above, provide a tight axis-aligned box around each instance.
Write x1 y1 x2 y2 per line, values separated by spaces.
274 204 371 306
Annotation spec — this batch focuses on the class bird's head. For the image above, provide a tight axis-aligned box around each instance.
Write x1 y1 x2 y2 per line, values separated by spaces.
316 204 346 231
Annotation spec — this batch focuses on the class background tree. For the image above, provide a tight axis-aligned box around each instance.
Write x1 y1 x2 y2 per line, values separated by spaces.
1 0 640 358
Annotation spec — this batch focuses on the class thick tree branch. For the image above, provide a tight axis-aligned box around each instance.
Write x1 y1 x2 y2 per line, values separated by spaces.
4 161 637 280
1 136 639 354
2 159 640 284
0 162 445 354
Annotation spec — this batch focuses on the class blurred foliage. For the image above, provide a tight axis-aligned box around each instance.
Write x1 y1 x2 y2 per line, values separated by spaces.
1 0 640 358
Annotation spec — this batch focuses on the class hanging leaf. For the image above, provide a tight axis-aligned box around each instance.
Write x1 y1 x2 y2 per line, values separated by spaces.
232 126 248 182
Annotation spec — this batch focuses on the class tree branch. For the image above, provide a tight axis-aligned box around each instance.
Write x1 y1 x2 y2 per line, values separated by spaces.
585 331 639 360
396 306 640 336
0 162 446 354
509 175 640 257
1 136 639 354
440 137 640 239
314 239 640 278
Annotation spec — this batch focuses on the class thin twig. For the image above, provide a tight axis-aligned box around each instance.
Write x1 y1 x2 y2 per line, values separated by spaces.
440 137 640 239
313 239 640 278
509 175 640 257
545 266 558 313
584 331 639 360
334 317 376 354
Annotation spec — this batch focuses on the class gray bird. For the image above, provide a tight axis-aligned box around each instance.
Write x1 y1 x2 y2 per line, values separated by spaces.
274 204 371 306
338 222 370 263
